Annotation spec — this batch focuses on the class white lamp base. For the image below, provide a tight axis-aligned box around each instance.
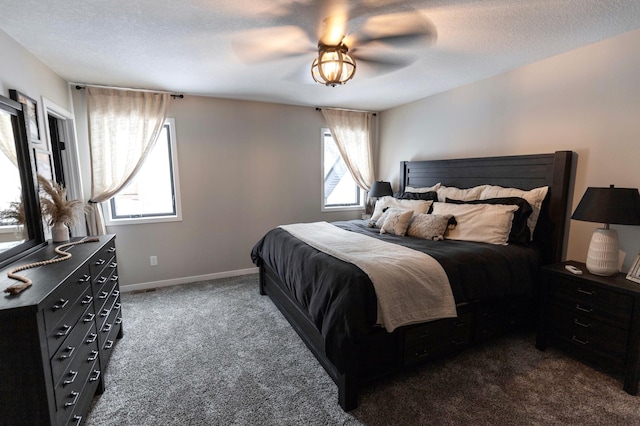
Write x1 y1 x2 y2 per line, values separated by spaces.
585 228 619 276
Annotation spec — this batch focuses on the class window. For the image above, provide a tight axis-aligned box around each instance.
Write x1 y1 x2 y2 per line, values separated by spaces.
105 118 181 225
321 128 363 211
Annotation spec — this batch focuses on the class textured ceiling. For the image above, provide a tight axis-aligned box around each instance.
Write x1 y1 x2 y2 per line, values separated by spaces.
1 0 640 111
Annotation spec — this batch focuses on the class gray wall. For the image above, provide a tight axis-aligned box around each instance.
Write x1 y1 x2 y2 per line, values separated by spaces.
71 93 361 287
378 28 640 272
0 30 71 138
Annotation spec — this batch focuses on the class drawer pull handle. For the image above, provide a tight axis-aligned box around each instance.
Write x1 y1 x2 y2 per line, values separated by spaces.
574 319 591 328
111 290 120 298
86 333 98 344
79 274 91 283
81 295 94 305
60 346 75 360
95 258 106 266
572 335 589 345
65 391 80 407
575 304 593 313
56 324 72 338
103 323 112 333
109 261 118 268
89 369 101 382
83 313 96 323
105 340 114 349
577 287 595 296
111 275 119 282
98 276 108 284
115 317 123 325
114 303 122 310
87 350 99 362
99 291 109 299
108 246 116 253
72 415 83 425
53 299 69 311
63 370 78 385
415 349 430 359
101 309 110 317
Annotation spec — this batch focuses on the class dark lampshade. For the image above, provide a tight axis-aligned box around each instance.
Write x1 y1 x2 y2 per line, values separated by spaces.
571 186 640 225
369 181 393 198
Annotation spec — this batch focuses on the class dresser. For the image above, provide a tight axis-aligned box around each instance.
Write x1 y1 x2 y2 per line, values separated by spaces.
0 235 123 426
536 261 640 395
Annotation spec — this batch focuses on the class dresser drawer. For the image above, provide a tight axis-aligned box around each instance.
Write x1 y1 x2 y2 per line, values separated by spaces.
100 304 123 365
89 241 116 280
549 279 633 327
43 265 92 336
547 303 629 358
55 358 100 426
46 287 94 356
53 323 100 408
50 303 97 384
403 312 471 366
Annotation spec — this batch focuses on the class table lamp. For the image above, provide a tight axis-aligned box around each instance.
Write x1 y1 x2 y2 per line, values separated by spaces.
571 185 640 276
367 181 392 215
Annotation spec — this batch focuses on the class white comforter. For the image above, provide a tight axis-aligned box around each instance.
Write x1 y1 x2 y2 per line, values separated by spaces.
279 221 457 332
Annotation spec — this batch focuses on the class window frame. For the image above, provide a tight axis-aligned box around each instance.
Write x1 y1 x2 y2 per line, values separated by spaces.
320 128 364 212
103 118 182 226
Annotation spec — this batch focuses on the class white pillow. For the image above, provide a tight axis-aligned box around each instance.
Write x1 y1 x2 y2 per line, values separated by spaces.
406 183 441 193
479 185 548 239
370 197 433 222
436 185 488 202
431 202 519 245
380 208 414 236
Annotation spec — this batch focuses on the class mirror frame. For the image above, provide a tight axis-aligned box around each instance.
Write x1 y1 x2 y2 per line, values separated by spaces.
0 93 46 269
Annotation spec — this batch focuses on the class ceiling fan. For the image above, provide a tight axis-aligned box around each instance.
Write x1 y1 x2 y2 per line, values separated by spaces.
232 0 437 87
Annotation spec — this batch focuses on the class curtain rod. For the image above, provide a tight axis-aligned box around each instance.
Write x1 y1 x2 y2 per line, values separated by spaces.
72 83 184 99
316 107 376 116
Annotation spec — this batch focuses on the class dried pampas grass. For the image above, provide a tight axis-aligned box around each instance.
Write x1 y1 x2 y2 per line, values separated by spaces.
37 174 83 226
0 198 25 225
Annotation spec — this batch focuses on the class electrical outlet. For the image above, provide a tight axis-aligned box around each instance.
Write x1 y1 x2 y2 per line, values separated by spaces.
150 256 158 266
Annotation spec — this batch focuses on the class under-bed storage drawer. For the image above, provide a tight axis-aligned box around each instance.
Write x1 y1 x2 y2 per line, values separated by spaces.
403 312 472 366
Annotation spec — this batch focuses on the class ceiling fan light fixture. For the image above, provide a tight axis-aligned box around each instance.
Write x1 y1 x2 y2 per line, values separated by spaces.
311 43 356 87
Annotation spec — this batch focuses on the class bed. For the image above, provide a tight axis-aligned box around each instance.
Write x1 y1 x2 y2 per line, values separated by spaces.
251 151 574 410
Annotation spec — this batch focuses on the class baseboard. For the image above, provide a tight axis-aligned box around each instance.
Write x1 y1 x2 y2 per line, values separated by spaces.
120 267 259 293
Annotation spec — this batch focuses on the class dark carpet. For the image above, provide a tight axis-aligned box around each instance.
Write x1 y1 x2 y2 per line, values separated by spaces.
85 274 640 425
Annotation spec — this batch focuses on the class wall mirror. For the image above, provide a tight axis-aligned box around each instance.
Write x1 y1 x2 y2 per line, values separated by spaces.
0 94 45 269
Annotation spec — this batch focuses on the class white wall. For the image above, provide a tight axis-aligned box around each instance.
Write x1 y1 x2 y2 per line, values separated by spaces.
0 30 71 117
71 93 361 287
378 28 640 272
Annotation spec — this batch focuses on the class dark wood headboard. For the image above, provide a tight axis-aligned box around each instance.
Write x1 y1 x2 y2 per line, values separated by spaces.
399 151 574 264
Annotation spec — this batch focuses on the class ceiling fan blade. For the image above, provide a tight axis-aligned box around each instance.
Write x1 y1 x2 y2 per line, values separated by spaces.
352 11 437 48
232 26 315 64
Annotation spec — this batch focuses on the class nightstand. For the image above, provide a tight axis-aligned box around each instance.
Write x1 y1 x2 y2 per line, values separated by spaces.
536 261 640 395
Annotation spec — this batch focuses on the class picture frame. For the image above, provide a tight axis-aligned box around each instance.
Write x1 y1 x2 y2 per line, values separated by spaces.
9 89 41 144
34 149 54 181
627 252 640 284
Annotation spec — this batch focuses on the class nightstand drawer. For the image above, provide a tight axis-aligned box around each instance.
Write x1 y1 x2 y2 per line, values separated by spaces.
549 278 633 327
548 303 628 357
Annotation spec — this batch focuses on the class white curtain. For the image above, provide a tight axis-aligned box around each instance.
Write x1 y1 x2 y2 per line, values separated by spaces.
0 112 18 167
321 109 374 191
86 87 170 235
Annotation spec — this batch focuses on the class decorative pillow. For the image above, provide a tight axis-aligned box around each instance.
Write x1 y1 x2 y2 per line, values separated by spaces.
446 197 533 245
368 208 391 229
407 214 454 240
393 191 439 202
406 183 441 193
431 202 519 245
370 197 433 222
436 185 488 202
479 185 548 239
380 208 414 236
